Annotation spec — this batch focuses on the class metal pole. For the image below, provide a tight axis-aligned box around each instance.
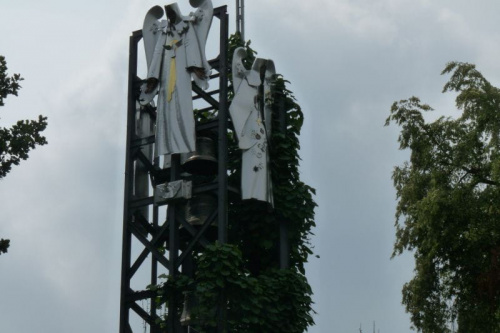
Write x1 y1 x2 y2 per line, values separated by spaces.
217 9 229 245
241 0 245 40
217 10 229 333
236 0 245 41
119 31 141 333
278 96 290 269
168 154 181 332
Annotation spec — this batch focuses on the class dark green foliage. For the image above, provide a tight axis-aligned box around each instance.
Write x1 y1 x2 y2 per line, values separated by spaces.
0 55 48 180
0 114 48 179
386 62 500 332
153 243 314 333
0 55 48 256
0 56 23 107
0 239 10 255
153 33 317 332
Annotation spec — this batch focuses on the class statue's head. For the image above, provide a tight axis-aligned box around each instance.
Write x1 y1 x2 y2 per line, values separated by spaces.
189 0 206 8
252 58 267 73
265 60 276 79
165 3 182 24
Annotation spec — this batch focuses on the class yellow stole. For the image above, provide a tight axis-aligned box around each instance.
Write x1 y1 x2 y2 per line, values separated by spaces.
167 39 179 102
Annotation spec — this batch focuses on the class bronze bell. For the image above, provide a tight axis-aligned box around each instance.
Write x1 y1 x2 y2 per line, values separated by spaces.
181 136 217 175
180 291 195 326
185 194 217 226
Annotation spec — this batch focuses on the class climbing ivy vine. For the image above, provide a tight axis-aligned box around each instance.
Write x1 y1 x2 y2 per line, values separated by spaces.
152 33 317 332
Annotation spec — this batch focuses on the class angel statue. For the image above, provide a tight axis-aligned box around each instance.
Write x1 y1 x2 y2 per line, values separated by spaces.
139 0 213 157
230 47 276 205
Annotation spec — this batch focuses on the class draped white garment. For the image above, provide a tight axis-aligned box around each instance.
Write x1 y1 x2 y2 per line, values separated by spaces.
140 2 213 156
230 65 273 205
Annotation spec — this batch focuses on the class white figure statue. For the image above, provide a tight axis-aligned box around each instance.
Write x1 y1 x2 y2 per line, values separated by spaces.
230 47 275 205
139 1 213 157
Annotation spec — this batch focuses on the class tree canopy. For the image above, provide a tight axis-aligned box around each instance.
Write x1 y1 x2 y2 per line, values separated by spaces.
386 62 500 332
0 55 48 255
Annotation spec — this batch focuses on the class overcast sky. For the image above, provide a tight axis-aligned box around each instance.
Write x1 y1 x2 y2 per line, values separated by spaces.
1 0 500 332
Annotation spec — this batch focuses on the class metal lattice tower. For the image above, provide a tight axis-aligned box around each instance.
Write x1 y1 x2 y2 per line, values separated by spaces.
119 6 229 333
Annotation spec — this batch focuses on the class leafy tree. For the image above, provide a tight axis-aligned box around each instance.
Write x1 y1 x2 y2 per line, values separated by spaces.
0 55 48 255
386 62 500 332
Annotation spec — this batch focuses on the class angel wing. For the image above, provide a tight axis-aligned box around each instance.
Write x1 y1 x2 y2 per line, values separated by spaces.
139 7 168 106
189 0 213 89
190 0 213 53
142 6 164 69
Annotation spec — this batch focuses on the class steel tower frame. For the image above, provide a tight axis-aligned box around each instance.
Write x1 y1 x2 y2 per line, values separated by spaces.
120 6 229 333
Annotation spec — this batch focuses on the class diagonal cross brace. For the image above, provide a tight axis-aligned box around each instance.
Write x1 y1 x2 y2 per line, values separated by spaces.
133 211 156 235
133 149 156 174
128 215 171 278
176 208 218 269
130 301 159 326
129 222 171 273
192 82 220 109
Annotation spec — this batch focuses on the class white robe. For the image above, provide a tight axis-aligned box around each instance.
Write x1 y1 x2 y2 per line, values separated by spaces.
230 64 273 205
140 2 213 157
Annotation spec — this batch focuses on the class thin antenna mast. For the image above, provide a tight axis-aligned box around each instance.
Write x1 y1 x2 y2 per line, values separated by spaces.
236 0 245 40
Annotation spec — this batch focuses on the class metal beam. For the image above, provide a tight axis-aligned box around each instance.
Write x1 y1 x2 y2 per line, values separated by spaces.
119 31 141 333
